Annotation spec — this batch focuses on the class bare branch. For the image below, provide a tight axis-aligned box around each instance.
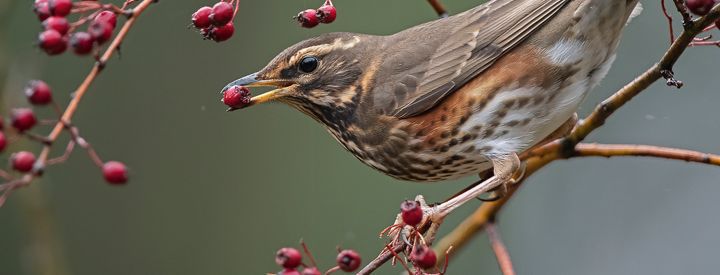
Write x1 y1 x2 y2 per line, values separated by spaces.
0 0 156 203
357 243 407 275
426 0 448 18
487 222 515 275
573 144 720 165
435 140 720 263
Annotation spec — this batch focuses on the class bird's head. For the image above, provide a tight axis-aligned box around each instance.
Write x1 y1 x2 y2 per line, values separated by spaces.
222 32 378 128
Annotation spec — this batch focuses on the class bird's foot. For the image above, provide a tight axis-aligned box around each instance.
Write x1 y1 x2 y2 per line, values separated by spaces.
477 160 526 202
380 154 520 248
477 184 508 202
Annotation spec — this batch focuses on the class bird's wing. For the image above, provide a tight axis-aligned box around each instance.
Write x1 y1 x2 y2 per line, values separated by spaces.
385 0 570 118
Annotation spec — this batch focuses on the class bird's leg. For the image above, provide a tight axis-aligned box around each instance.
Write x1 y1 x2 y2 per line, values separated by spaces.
477 159 528 202
474 114 576 202
477 185 507 202
429 153 521 222
383 155 520 246
473 115 576 202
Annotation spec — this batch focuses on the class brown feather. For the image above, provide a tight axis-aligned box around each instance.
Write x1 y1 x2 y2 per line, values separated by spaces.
375 0 572 118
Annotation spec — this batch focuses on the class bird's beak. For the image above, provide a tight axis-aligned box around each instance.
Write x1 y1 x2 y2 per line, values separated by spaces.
221 72 294 109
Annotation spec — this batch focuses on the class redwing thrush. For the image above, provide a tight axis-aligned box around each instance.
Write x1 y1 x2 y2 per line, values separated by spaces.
223 0 642 219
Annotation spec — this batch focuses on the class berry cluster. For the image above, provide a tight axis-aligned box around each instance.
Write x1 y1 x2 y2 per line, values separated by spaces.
377 200 450 274
33 0 120 56
270 243 361 275
295 0 337 29
0 79 130 206
190 1 238 42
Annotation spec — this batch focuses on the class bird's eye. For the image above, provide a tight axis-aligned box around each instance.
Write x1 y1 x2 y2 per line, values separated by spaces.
299 56 319 73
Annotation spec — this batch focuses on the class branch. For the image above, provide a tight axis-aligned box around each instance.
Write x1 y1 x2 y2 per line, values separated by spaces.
569 7 719 145
435 141 720 263
426 0 448 18
36 0 155 170
0 0 156 205
432 155 548 265
357 243 406 275
487 222 515 275
661 0 676 43
573 144 720 164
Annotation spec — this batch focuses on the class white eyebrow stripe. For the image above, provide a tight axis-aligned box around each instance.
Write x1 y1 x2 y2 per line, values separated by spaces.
288 36 361 65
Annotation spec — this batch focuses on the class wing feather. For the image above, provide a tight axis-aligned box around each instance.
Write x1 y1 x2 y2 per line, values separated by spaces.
386 0 571 118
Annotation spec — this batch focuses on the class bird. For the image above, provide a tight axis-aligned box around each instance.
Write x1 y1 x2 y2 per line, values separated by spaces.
222 0 642 220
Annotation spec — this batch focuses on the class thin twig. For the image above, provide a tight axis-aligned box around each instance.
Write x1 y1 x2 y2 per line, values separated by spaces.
46 140 76 165
562 4 720 146
661 0 676 43
435 141 720 263
35 0 156 171
690 40 720 46
300 240 319 268
573 144 720 164
426 0 448 18
486 222 515 275
383 243 414 273
357 243 407 275
0 0 156 202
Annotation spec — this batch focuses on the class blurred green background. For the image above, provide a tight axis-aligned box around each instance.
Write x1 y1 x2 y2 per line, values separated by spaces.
2 1 720 274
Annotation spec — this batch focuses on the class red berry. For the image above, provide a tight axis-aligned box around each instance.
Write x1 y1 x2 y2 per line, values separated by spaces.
48 0 72 17
38 29 67 55
42 16 69 35
222 85 251 107
34 0 51 21
10 108 37 132
88 20 113 44
208 22 234 42
192 6 213 29
11 151 36 173
210 2 234 27
275 247 302 269
95 11 117 28
301 267 321 275
686 0 716 15
400 200 424 227
102 161 128 184
296 9 319 28
410 245 437 269
25 80 53 105
0 132 7 152
316 5 336 24
336 250 361 272
70 32 94 55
